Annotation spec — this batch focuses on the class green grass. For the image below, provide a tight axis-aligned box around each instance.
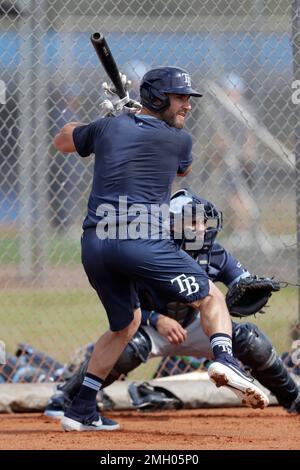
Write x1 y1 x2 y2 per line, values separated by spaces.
1 286 298 380
0 236 81 265
1 289 108 361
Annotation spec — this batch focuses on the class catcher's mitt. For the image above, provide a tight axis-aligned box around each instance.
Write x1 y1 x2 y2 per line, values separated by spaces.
226 275 281 318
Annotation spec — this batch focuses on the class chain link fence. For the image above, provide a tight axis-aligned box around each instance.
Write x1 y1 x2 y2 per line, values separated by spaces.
1 0 300 382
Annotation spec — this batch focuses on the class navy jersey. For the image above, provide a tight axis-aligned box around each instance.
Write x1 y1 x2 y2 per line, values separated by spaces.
73 113 192 230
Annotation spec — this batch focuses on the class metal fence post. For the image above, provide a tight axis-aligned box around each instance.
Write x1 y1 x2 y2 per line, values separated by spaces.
292 0 300 333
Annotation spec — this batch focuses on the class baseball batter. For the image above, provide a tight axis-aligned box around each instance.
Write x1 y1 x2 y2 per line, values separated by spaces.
53 67 267 432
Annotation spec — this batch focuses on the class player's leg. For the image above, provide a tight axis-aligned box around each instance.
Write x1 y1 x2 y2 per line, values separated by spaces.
190 281 232 337
61 308 141 432
61 232 142 432
233 322 300 413
45 329 152 418
86 307 141 380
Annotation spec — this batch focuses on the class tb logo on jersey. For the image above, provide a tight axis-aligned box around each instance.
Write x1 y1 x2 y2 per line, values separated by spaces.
171 274 199 296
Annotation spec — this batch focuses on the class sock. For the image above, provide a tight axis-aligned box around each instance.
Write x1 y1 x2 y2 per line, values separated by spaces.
210 333 233 359
77 373 103 402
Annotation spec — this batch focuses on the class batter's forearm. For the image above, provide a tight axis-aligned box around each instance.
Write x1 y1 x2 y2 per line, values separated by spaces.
53 122 84 153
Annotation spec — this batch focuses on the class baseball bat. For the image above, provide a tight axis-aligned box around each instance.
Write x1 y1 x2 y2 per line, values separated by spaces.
90 32 127 99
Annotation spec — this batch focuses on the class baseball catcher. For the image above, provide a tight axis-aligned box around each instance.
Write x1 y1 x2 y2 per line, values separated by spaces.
45 188 300 418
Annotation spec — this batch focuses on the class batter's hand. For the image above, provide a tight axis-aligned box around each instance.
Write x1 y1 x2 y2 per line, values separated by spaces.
101 73 141 115
156 315 187 345
102 73 132 96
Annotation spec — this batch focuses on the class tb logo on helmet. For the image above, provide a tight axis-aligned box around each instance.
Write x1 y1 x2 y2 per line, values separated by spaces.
171 274 199 296
181 73 191 87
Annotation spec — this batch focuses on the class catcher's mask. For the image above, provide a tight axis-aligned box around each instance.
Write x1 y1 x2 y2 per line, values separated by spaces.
169 188 223 253
140 66 202 112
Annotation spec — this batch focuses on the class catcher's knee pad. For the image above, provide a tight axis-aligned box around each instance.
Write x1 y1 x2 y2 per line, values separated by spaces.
232 322 274 368
233 322 299 408
60 330 152 394
103 329 152 388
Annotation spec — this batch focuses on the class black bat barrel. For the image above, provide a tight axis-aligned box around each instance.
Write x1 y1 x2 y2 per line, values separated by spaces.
90 33 127 99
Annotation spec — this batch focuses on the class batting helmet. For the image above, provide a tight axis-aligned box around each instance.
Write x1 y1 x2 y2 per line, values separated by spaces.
140 66 202 112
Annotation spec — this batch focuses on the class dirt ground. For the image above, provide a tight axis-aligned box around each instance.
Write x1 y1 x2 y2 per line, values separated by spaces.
1 407 299 450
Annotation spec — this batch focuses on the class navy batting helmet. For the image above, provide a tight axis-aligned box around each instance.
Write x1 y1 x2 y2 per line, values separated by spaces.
140 66 202 112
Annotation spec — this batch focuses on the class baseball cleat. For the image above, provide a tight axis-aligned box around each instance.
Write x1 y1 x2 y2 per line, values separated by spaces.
208 358 269 409
61 396 119 431
61 415 119 432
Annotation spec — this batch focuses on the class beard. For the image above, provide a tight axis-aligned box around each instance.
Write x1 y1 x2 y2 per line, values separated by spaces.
162 112 184 129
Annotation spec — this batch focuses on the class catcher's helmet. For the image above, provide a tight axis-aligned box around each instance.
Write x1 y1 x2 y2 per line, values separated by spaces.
170 188 223 252
140 66 202 112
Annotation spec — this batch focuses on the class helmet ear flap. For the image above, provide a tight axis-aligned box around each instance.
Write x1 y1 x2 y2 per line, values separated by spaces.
140 81 170 112
149 88 170 111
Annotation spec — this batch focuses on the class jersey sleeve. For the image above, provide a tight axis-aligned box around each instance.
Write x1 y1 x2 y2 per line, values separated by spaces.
73 118 107 157
213 245 250 286
177 132 193 174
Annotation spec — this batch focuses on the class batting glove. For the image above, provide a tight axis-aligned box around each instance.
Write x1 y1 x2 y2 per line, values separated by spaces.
101 72 142 116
